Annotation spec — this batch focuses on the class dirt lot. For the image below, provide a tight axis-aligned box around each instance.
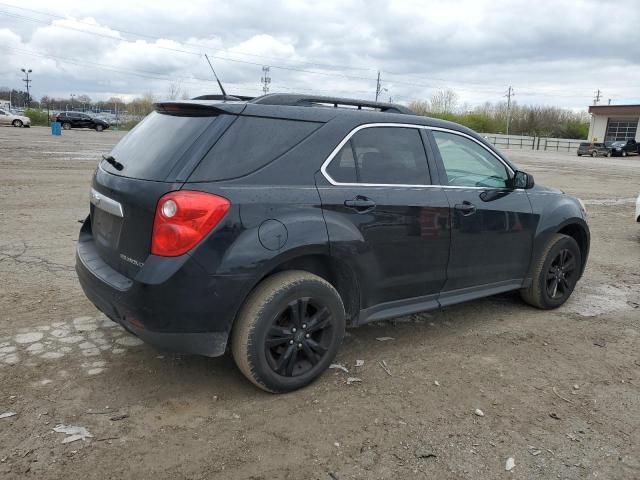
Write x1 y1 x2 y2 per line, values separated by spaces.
1 126 639 479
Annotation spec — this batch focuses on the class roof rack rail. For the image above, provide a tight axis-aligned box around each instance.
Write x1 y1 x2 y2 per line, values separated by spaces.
192 94 255 101
250 93 415 115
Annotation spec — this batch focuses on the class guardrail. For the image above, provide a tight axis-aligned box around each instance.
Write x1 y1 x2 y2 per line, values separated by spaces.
481 134 584 152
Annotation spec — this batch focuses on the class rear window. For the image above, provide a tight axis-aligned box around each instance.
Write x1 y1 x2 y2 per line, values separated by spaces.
189 116 321 181
102 111 216 180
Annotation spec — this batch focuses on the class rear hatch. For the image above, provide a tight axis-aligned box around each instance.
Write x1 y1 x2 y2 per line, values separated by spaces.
89 102 243 278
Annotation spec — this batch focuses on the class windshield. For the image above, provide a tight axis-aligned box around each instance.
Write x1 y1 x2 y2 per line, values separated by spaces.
102 111 217 181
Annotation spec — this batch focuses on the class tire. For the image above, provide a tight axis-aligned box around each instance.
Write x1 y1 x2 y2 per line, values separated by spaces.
95 124 104 132
12 119 22 127
520 233 582 309
591 151 598 158
62 122 71 130
606 151 612 157
232 270 346 393
622 151 627 157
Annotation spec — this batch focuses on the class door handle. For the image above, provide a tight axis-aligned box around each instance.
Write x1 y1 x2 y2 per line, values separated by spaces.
454 201 477 216
344 196 376 213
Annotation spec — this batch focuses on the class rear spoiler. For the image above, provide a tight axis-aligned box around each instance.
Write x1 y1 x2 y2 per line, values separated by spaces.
153 101 246 117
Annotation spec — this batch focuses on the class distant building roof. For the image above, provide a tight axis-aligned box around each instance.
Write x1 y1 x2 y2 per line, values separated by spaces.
588 104 640 115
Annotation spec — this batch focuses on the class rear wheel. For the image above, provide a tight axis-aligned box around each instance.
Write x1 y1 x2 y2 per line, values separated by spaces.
232 271 346 393
520 234 581 309
12 119 22 127
606 151 612 157
591 151 598 158
95 124 104 132
62 122 71 130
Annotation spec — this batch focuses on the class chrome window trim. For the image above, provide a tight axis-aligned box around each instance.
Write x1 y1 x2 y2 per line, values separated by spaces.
319 123 515 189
90 188 124 218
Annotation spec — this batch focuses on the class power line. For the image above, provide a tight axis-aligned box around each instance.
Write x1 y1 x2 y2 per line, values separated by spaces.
0 2 373 72
0 4 603 101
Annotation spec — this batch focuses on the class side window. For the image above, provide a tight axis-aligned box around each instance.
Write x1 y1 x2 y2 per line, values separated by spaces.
326 127 430 185
432 131 510 188
326 142 357 183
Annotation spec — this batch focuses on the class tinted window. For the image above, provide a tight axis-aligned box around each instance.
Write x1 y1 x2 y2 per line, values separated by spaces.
432 131 510 188
103 111 216 180
326 127 430 185
326 142 357 183
190 116 321 181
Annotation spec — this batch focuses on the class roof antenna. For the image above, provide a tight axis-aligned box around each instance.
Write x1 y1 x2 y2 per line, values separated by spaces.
204 53 228 98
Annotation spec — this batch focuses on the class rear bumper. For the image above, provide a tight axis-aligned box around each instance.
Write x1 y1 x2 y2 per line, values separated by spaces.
75 231 253 357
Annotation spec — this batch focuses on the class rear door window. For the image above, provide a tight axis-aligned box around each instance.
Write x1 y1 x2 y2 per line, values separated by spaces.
189 116 321 181
102 111 216 181
325 127 431 185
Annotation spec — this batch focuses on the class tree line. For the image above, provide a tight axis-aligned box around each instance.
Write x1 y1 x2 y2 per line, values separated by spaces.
408 90 590 139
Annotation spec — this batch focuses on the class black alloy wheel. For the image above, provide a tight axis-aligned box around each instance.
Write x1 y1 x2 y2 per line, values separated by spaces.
520 233 582 309
265 297 333 377
232 270 345 393
546 248 577 300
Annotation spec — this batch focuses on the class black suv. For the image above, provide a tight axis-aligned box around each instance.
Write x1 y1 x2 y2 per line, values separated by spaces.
607 139 639 157
76 94 590 392
55 112 110 131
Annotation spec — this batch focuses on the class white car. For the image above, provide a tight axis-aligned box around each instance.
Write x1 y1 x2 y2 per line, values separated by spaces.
0 109 31 127
636 194 640 223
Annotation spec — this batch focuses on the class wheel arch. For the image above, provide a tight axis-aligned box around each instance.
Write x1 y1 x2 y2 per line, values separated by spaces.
556 221 589 277
243 251 360 326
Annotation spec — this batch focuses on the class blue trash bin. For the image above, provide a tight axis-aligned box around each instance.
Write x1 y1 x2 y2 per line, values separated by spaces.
51 122 61 136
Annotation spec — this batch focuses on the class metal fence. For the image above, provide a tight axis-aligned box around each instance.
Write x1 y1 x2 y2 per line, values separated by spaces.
481 134 584 153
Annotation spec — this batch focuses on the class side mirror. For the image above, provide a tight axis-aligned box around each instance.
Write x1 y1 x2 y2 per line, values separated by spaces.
512 170 535 189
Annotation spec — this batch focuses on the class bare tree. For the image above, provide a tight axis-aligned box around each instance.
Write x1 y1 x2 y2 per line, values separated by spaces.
407 100 431 116
167 81 182 100
430 89 458 113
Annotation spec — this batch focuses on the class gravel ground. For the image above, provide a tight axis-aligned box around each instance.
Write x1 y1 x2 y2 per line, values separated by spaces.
0 126 639 479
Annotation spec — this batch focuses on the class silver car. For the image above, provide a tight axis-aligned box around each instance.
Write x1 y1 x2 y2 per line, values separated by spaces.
0 109 31 127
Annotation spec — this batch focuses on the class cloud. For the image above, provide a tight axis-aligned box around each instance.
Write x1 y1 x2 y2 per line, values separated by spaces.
0 0 638 108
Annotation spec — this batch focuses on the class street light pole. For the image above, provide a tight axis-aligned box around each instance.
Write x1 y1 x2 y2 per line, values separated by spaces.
21 68 32 109
70 94 76 111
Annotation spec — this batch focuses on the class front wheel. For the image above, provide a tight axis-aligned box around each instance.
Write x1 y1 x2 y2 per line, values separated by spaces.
520 234 582 309
12 119 23 127
622 151 627 157
95 124 104 132
606 151 612 157
232 271 346 393
62 122 71 130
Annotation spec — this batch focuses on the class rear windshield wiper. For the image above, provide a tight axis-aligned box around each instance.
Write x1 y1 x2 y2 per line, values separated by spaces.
102 154 124 171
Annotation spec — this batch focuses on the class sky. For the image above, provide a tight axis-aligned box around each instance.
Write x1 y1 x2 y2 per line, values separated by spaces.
0 0 638 111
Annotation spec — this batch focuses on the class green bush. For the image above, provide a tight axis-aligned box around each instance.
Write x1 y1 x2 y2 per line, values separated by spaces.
24 109 50 127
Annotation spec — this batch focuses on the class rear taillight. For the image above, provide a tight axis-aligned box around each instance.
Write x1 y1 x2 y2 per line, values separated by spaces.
151 191 230 257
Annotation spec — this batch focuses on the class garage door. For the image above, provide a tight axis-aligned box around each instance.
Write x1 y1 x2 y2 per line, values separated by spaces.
605 118 638 142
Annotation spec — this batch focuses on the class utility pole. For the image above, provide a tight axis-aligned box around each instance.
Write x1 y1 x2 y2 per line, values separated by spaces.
375 71 382 102
261 66 271 95
593 89 601 105
505 86 514 136
21 68 32 109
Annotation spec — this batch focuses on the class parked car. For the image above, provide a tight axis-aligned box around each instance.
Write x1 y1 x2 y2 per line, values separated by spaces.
577 142 611 157
55 112 110 131
607 139 639 157
76 94 590 393
0 108 31 127
636 193 640 223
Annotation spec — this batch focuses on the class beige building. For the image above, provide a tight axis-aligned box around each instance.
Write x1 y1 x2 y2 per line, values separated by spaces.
587 104 640 143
